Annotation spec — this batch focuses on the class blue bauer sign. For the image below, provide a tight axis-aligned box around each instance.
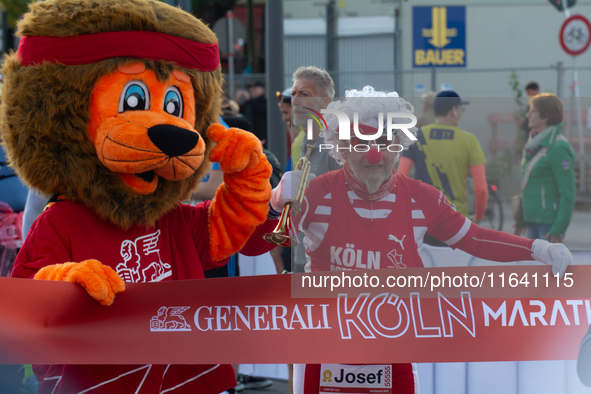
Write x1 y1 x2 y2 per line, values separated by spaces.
413 6 466 68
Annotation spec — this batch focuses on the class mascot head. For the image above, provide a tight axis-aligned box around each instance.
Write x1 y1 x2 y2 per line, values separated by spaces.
0 0 222 229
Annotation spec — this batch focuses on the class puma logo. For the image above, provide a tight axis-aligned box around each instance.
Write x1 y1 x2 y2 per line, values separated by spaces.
388 234 405 250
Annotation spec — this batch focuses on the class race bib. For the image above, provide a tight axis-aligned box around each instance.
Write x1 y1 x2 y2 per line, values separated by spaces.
319 364 392 393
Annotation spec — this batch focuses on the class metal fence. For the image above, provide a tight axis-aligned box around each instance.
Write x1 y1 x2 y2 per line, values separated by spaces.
281 32 591 98
222 28 591 101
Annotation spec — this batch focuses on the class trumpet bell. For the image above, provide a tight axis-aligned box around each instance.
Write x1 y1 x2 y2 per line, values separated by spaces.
262 232 295 247
263 202 296 246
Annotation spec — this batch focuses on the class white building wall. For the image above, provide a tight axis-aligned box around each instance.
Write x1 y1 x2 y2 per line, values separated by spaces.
284 0 591 97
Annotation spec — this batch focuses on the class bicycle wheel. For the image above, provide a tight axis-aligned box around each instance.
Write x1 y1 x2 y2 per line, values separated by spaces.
479 188 503 231
467 177 504 231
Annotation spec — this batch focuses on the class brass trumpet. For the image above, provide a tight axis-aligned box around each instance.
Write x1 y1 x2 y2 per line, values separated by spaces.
263 144 315 247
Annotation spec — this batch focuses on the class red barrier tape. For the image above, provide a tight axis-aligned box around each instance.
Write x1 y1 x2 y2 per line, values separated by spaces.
0 265 589 365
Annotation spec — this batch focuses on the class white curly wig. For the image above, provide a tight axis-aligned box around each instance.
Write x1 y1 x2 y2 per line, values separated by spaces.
322 86 417 165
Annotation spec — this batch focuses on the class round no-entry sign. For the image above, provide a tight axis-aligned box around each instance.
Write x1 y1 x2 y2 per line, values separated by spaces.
559 14 591 56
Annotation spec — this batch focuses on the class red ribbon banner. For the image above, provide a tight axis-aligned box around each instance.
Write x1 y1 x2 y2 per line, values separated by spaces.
0 265 590 365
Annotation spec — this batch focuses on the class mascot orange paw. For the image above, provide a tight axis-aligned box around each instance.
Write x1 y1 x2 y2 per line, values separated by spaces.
207 124 263 173
34 260 125 306
206 123 273 262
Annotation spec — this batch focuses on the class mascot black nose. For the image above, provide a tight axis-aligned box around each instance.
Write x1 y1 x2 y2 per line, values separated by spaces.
148 124 200 157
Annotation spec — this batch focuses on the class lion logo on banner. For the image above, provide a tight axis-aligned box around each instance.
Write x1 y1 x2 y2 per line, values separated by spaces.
150 306 192 331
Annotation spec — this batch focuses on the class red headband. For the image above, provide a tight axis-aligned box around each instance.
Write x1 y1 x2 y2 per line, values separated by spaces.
16 31 219 71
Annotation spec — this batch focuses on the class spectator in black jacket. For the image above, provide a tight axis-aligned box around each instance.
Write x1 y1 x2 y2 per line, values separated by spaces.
240 81 267 148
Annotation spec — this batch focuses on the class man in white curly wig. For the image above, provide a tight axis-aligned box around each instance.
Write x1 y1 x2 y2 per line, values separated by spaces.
320 86 418 195
267 86 573 394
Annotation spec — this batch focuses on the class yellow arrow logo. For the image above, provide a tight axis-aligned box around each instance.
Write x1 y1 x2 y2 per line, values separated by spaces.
421 7 457 48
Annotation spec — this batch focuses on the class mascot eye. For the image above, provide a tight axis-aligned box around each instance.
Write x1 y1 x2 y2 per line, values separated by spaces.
163 87 183 117
118 81 150 113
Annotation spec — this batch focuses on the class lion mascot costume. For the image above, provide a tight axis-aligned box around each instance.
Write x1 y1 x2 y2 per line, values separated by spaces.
0 0 275 392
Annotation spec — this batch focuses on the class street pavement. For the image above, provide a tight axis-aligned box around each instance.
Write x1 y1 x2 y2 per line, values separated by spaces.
242 378 289 394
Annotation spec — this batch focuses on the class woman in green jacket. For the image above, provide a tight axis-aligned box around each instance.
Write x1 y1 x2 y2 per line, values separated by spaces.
514 93 576 243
